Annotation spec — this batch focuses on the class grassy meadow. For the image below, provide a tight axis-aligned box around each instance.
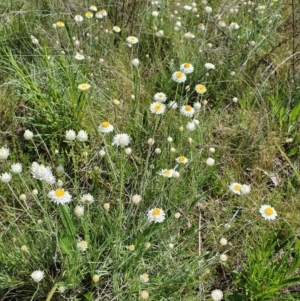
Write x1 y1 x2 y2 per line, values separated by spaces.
1 0 300 300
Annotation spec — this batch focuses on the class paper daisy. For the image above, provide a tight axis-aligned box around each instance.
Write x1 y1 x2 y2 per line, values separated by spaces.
75 53 85 60
176 156 188 164
147 208 165 223
98 121 114 133
198 23 206 31
65 130 76 141
140 273 149 283
211 289 223 301
74 205 84 217
76 130 88 142
89 5 97 11
180 105 195 117
126 36 139 44
259 205 277 220
56 21 65 27
159 169 174 178
113 133 131 147
11 163 22 174
230 22 240 29
195 84 207 94
180 63 194 74
153 92 167 103
85 11 93 19
186 121 196 131
80 193 94 204
150 102 166 114
48 188 72 204
183 32 195 39
77 240 88 252
240 184 251 195
78 83 91 91
74 15 84 22
31 270 45 283
218 20 226 27
24 129 33 140
168 101 178 109
31 162 55 184
204 63 215 70
0 172 12 183
171 71 187 83
0 146 9 160
229 183 242 195
113 26 121 33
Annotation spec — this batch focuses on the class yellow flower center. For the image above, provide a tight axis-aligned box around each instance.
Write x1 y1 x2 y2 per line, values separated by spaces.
185 105 192 111
86 12 93 18
234 184 241 191
176 72 184 78
154 104 162 111
80 241 87 248
196 84 206 93
184 63 191 68
129 37 135 41
265 207 274 215
56 21 64 27
102 121 110 128
55 189 65 197
158 94 164 99
179 156 185 162
164 169 171 176
199 23 204 26
153 208 161 215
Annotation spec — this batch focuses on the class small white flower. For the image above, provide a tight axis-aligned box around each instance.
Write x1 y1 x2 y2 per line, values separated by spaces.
113 133 131 147
132 58 140 67
156 30 164 37
240 184 251 195
211 289 223 301
132 194 142 204
77 240 88 252
31 270 45 283
232 97 238 103
74 205 85 217
48 188 72 204
186 121 196 131
206 157 215 166
0 172 12 183
24 129 34 140
126 36 139 44
98 122 114 133
183 32 195 39
219 238 228 246
180 63 194 74
113 26 121 33
183 5 192 10
205 6 212 13
75 53 85 60
198 23 206 31
180 105 195 117
220 254 228 262
147 208 165 223
209 147 215 154
80 193 94 204
11 163 22 174
193 102 201 110
172 171 180 178
218 20 226 27
154 92 167 103
152 11 159 16
155 148 161 154
159 169 174 178
74 15 84 22
193 119 200 125
168 101 178 109
167 136 173 143
0 146 9 160
150 102 166 115
229 22 240 29
140 273 149 283
260 205 277 220
171 71 187 83
99 149 106 156
229 182 242 195
204 63 215 70
176 156 188 164
65 130 76 141
76 130 88 142
124 147 132 155
89 5 97 11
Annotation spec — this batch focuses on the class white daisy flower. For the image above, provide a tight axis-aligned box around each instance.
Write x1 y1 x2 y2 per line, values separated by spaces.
171 71 187 83
75 53 85 60
78 83 91 91
11 163 22 174
0 146 9 160
113 26 121 33
89 5 97 11
31 162 55 184
126 36 139 44
183 32 195 39
31 270 45 283
183 5 192 10
65 130 76 141
24 129 34 140
77 240 88 252
152 11 159 16
76 130 88 142
193 101 201 110
229 182 242 195
229 22 240 29
186 121 196 131
176 156 188 164
98 121 114 133
48 188 72 204
0 172 12 183
180 105 195 117
240 184 251 195
80 193 94 204
259 205 277 221
113 133 131 147
153 92 167 103
74 205 84 217
180 62 194 74
74 15 84 22
204 63 215 70
149 102 166 114
140 273 149 283
195 84 207 94
206 157 215 166
147 208 165 223
211 289 223 301
159 169 174 178
205 6 212 13
198 23 206 31
132 58 139 67
95 11 103 19
168 101 178 109
218 20 226 27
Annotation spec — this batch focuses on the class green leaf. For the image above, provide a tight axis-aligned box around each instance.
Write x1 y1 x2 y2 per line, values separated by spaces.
59 204 76 237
